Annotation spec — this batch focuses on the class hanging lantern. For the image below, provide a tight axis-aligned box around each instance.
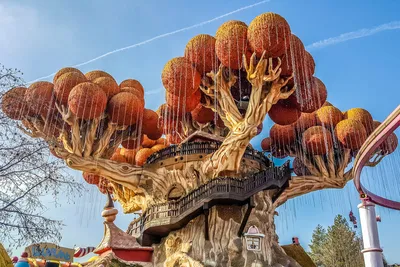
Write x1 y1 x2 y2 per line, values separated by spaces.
244 226 265 251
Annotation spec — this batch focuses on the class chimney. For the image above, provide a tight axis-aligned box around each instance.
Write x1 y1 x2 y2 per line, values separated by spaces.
292 237 299 245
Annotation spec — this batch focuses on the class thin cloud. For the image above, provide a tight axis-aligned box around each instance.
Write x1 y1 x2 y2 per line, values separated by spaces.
27 0 271 84
306 21 400 50
145 87 164 95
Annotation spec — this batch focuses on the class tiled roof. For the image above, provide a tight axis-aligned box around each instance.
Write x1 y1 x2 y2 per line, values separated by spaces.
93 221 150 254
281 244 316 267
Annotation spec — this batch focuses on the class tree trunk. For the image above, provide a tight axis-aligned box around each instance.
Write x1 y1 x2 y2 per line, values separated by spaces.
152 192 301 267
203 123 258 178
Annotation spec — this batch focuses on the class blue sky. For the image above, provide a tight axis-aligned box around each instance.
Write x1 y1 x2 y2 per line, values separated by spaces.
1 0 400 264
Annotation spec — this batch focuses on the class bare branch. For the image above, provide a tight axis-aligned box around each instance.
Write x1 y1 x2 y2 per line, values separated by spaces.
0 63 81 247
0 178 49 211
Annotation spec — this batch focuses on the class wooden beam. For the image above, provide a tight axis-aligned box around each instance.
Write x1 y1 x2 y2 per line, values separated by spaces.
132 166 291 246
237 197 255 237
203 202 210 240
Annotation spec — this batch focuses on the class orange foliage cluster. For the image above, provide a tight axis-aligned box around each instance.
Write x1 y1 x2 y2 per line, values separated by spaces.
1 67 175 196
158 12 330 139
261 104 398 167
81 137 168 194
2 11 397 187
117 136 167 167
1 68 166 143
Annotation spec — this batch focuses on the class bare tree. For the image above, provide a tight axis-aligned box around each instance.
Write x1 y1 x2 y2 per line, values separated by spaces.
0 64 82 249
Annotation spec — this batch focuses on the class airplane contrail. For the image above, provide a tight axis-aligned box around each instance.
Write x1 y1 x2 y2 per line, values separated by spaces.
306 21 400 50
145 87 164 95
27 0 272 84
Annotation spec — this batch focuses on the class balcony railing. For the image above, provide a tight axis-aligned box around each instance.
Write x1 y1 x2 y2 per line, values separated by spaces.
146 141 270 167
127 162 290 246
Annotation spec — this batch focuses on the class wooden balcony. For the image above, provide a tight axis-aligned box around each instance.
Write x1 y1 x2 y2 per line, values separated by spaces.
128 162 291 246
146 141 271 169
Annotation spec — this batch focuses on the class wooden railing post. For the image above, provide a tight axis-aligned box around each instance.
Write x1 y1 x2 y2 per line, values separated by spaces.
203 202 210 241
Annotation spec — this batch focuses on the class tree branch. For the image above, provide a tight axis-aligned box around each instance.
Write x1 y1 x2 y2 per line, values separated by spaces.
0 178 49 211
0 221 56 232
57 149 157 191
274 146 388 207
201 54 295 177
83 117 100 157
274 175 351 208
0 64 78 247
200 65 243 129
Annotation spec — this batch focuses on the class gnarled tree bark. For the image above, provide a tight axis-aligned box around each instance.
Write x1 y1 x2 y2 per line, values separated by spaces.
56 149 157 191
201 54 294 178
153 192 301 267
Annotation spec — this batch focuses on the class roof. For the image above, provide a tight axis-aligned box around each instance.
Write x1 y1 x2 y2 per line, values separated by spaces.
281 244 316 267
83 251 153 267
94 221 152 254
247 225 261 235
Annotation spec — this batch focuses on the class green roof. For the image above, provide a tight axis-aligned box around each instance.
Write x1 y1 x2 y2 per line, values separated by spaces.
281 244 317 267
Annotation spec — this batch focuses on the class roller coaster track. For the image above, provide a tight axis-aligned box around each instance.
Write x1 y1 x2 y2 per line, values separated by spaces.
128 162 291 246
353 105 400 210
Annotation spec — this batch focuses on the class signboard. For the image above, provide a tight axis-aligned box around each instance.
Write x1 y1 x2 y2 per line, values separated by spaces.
25 243 74 262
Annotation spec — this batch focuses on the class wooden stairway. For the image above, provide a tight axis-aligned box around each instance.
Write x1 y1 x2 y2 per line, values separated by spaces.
128 162 291 246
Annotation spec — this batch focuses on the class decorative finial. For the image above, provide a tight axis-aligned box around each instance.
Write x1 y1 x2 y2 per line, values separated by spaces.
101 191 118 223
104 191 114 209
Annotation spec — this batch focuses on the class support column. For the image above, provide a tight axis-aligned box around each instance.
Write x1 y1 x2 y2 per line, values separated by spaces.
203 202 209 241
358 200 383 267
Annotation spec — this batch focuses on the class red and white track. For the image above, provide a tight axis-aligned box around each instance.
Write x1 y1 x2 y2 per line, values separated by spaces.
353 105 400 210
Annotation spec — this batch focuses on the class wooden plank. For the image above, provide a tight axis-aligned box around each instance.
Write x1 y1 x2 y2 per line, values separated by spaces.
203 202 209 241
237 197 255 237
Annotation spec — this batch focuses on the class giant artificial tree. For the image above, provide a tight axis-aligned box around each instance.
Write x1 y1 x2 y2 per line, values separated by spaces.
2 12 398 267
